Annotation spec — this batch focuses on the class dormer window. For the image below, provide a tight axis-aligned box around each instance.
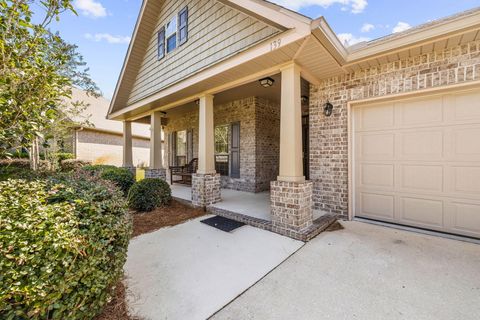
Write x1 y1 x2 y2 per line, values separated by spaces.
158 6 188 60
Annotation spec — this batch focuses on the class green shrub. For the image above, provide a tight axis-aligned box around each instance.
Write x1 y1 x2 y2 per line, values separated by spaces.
81 165 135 196
82 164 117 173
128 178 172 212
0 173 131 319
6 149 29 159
100 167 135 196
0 159 49 180
59 159 91 171
54 152 74 162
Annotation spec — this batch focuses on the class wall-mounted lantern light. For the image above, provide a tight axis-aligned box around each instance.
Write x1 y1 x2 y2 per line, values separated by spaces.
259 77 274 88
324 101 334 117
301 95 309 105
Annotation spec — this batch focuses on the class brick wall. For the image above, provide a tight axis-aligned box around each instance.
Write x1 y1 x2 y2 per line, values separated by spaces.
164 96 280 192
214 97 257 192
255 97 280 192
309 40 480 219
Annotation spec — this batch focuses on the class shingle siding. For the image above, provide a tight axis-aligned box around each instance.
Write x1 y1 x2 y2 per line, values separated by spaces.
127 0 280 105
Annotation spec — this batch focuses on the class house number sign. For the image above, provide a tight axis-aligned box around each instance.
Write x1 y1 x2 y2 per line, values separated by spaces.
270 39 282 51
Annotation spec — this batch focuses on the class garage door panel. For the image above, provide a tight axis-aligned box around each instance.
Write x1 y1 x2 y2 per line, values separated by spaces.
355 103 394 130
400 130 444 159
353 88 480 238
400 164 443 192
398 97 444 126
398 197 444 228
359 163 394 188
452 126 480 159
357 192 395 220
450 91 480 122
445 201 480 237
449 166 480 196
358 133 395 160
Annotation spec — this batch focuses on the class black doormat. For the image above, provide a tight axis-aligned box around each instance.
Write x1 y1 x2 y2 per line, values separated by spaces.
201 216 245 232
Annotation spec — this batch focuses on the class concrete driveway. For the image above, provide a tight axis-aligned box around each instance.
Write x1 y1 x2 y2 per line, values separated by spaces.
124 215 303 320
212 221 480 320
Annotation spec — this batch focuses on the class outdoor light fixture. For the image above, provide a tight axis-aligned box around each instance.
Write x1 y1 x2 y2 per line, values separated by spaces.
324 101 334 117
301 95 309 105
259 77 274 88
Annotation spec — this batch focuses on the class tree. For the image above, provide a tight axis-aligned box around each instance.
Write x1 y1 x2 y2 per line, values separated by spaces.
0 0 99 168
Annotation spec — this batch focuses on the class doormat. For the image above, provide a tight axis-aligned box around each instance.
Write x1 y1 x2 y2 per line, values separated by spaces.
201 216 245 232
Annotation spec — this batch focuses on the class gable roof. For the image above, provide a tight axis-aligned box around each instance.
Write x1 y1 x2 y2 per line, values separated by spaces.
70 88 150 138
109 1 480 120
108 0 313 118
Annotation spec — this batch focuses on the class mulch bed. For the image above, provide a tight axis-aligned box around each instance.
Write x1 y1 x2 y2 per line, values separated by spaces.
131 200 205 237
95 200 205 320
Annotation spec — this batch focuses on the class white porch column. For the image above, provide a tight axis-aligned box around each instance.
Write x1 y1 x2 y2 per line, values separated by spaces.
278 63 304 182
270 62 313 235
197 94 216 174
145 111 166 180
150 111 164 169
192 93 221 207
122 121 133 167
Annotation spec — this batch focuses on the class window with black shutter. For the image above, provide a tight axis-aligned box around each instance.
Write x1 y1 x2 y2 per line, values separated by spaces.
187 129 193 162
214 123 240 178
178 7 188 45
157 27 165 60
214 125 230 176
230 122 240 178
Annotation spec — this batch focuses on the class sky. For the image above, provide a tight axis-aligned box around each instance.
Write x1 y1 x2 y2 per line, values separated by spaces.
46 0 480 99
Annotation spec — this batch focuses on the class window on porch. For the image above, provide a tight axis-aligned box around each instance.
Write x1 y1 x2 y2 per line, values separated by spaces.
214 122 240 178
176 130 187 166
215 125 230 176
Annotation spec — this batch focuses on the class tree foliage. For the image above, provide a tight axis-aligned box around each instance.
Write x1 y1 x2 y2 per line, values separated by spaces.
0 0 99 158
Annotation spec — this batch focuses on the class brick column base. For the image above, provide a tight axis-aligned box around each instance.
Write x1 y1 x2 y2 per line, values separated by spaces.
270 180 313 233
123 166 136 176
192 173 221 207
145 168 167 180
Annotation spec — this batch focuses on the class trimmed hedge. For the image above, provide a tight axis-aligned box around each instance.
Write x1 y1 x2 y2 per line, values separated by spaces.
100 167 135 196
59 159 91 171
53 152 74 162
82 165 135 196
0 172 132 319
128 178 172 212
0 159 49 180
82 164 117 173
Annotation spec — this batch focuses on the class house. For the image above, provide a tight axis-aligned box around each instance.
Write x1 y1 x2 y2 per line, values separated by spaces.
70 88 151 167
108 0 480 240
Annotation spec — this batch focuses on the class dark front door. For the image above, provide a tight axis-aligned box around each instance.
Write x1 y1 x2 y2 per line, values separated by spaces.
302 115 309 180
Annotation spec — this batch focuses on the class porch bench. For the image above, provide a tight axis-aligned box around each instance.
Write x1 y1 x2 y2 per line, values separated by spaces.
169 158 198 185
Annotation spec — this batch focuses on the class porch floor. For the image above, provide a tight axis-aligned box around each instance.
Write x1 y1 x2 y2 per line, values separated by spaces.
170 184 337 241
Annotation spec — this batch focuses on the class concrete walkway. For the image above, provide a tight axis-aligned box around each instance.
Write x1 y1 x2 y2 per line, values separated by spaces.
124 216 303 320
213 221 480 320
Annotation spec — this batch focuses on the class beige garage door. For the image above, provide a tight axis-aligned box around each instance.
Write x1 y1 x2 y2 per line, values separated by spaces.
353 88 480 238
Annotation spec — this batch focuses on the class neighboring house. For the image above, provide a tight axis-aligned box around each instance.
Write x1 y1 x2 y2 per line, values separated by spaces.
70 88 152 167
108 0 480 240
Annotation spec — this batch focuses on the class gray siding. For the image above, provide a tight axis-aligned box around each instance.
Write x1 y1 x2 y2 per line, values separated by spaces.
127 0 280 105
